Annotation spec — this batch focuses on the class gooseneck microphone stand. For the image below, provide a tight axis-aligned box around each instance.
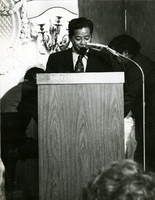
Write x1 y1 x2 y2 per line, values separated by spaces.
120 55 145 171
107 48 146 172
86 43 146 171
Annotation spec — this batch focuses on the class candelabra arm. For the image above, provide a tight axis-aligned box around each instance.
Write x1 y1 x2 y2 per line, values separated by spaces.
37 16 70 53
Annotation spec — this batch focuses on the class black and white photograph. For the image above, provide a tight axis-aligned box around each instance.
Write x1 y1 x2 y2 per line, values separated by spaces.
0 0 155 200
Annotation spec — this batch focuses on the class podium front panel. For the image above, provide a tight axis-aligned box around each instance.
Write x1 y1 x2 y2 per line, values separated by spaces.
37 73 124 200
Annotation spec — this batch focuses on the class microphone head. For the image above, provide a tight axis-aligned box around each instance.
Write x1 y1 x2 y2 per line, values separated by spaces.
79 47 87 56
86 42 92 47
86 42 105 49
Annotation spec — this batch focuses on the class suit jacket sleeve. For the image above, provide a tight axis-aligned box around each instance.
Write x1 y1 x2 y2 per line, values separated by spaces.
87 49 113 72
46 53 60 73
46 49 74 73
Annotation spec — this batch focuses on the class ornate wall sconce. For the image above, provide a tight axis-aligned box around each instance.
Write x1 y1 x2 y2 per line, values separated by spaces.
0 5 15 16
37 16 70 53
0 0 25 16
0 0 17 16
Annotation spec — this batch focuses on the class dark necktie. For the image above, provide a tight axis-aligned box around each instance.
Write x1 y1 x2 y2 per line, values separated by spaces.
75 54 84 72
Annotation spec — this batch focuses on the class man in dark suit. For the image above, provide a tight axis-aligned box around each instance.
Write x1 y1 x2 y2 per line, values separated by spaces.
46 17 113 73
108 35 155 172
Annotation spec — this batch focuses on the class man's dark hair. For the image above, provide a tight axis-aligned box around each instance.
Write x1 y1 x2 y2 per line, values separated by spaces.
24 67 44 81
108 35 141 56
68 17 93 39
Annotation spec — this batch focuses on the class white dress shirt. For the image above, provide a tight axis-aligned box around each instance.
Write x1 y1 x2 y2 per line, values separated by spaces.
72 49 88 72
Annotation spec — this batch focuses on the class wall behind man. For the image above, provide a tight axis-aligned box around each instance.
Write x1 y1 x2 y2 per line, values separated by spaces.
78 0 125 47
78 0 155 62
0 0 78 98
126 0 155 62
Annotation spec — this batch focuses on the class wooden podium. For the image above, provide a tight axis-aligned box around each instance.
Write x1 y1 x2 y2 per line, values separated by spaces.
37 72 125 200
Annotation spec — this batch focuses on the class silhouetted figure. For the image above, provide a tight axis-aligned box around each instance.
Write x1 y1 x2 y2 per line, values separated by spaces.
109 35 155 172
1 67 44 200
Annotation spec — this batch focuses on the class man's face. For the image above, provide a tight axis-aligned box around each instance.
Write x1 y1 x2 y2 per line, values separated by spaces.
70 27 92 53
110 47 129 65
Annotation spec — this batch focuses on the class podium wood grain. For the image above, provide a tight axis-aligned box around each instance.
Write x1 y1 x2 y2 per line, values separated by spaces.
38 73 124 200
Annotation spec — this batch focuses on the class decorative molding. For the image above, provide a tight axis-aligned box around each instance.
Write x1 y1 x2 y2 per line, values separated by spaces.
0 0 21 61
29 6 77 20
0 1 78 75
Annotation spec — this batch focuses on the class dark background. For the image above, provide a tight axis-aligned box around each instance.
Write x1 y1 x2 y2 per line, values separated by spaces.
78 0 155 62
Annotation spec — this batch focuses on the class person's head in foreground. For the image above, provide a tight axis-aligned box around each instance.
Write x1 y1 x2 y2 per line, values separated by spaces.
82 159 155 200
24 66 44 81
68 17 93 54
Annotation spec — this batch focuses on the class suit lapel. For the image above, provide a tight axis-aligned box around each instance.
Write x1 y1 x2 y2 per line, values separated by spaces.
86 49 111 72
62 48 74 72
86 49 98 72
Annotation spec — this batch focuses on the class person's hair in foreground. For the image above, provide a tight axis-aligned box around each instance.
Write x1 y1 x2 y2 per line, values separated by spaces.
82 159 155 200
68 17 93 39
108 35 141 57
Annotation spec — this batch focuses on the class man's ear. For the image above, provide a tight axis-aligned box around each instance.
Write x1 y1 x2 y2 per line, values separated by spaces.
90 35 92 42
122 50 129 58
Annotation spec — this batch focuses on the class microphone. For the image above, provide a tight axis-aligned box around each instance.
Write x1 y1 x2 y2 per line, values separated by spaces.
86 43 147 171
79 47 87 56
86 42 120 57
86 42 108 49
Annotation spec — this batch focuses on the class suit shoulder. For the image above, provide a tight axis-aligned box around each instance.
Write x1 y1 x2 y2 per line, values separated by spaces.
90 48 111 58
90 48 112 64
48 48 71 59
46 48 72 72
